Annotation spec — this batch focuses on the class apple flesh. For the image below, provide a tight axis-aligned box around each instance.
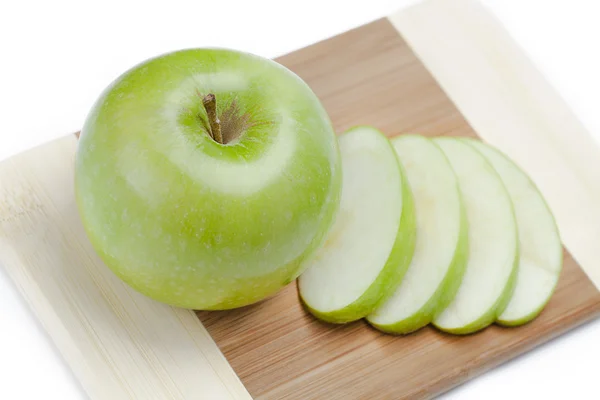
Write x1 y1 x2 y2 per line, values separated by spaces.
367 135 468 334
465 139 562 326
298 126 416 323
75 48 342 310
433 138 519 334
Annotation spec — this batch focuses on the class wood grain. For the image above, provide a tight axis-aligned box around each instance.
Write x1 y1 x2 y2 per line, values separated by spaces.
1 0 600 399
391 0 600 291
0 137 251 399
197 17 600 400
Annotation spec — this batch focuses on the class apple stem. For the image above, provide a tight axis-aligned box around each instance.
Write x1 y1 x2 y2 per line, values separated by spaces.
202 93 223 144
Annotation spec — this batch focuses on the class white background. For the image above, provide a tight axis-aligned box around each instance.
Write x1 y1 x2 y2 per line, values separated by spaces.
1 0 599 398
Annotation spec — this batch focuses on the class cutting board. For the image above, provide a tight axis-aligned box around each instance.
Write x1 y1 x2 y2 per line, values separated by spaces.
2 0 600 399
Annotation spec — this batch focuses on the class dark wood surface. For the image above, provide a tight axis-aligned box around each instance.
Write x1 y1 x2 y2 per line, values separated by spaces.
197 19 600 399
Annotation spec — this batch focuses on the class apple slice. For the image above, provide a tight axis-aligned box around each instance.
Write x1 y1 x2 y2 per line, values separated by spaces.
298 126 416 324
432 138 519 334
465 139 562 326
367 135 468 334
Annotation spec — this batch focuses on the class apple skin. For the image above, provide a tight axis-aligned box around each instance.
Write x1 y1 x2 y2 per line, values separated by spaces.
369 184 469 335
366 135 469 335
432 138 519 335
303 170 416 324
463 138 563 327
300 126 417 324
75 48 342 310
436 263 517 335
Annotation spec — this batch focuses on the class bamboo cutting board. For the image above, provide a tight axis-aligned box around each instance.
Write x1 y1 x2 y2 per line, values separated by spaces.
2 0 600 399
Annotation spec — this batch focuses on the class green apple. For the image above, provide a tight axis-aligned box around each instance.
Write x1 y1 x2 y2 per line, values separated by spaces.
298 126 416 324
432 138 519 334
464 139 562 326
367 135 468 334
75 48 342 310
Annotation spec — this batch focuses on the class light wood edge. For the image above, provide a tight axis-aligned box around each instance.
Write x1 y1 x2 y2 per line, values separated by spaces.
389 0 600 291
0 136 252 399
4 4 600 397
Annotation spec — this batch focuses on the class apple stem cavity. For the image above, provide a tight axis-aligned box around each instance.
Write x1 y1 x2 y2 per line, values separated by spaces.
202 93 223 144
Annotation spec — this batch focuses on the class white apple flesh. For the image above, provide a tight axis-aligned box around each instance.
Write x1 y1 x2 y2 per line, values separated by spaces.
367 135 468 334
465 139 562 326
433 138 519 334
298 126 416 323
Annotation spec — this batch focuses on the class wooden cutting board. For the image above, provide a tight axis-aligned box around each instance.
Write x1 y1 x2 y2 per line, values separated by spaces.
2 0 600 399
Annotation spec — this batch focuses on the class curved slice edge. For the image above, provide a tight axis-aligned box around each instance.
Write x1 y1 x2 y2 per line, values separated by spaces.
367 136 468 334
369 209 467 334
299 126 416 324
463 138 563 327
432 137 519 335
303 172 415 324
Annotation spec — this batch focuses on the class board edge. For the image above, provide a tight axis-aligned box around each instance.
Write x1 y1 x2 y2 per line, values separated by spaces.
389 0 600 291
0 135 253 400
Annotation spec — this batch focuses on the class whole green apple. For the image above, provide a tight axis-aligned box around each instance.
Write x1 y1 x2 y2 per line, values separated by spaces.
75 48 341 310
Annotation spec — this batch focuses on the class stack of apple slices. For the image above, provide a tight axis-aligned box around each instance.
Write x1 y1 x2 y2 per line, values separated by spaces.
298 126 562 335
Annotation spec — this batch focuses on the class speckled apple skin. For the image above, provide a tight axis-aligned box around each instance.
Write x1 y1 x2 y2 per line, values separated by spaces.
75 48 341 310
